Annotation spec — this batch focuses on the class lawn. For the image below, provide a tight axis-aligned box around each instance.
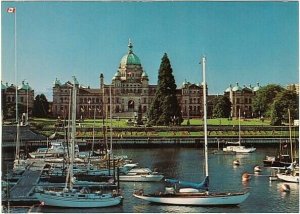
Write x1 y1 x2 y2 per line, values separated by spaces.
30 117 271 129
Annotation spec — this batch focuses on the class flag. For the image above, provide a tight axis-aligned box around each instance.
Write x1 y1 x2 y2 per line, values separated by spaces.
7 7 16 13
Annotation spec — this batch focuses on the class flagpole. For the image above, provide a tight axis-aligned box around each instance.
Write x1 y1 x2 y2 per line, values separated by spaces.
14 8 18 123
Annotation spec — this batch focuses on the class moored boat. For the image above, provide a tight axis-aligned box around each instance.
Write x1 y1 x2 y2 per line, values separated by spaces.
133 57 250 206
34 77 123 208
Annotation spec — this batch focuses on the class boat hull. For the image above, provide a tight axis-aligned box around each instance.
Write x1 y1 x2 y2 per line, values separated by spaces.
223 146 256 153
35 192 122 208
277 173 299 183
133 192 250 206
119 174 164 182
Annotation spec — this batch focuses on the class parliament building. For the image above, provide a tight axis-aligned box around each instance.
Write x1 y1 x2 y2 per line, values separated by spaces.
52 42 204 120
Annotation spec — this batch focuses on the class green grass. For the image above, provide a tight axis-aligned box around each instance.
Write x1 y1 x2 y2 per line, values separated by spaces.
30 117 271 129
181 118 271 126
26 117 299 139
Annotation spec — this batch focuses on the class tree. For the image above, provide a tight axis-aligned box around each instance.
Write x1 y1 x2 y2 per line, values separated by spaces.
33 94 50 117
212 96 231 118
148 53 183 126
270 90 299 125
252 84 284 117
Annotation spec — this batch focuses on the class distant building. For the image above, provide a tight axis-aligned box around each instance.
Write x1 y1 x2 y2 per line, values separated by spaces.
52 41 204 119
1 80 34 119
287 83 299 94
224 82 261 118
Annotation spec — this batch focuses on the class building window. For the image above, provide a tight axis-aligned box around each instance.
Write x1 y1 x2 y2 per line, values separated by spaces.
237 98 240 104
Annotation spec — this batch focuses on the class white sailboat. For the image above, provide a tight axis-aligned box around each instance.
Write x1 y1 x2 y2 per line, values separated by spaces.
35 77 122 208
223 109 256 153
276 109 299 183
133 57 250 205
277 165 299 183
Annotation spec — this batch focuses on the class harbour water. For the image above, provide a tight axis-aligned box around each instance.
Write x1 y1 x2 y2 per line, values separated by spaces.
2 147 299 213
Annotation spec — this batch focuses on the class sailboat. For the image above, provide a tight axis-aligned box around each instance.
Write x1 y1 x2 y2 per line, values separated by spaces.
276 109 299 183
133 57 250 205
35 77 123 208
222 109 256 153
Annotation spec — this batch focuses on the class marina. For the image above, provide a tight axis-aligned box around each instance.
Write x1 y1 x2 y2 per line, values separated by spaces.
1 147 299 213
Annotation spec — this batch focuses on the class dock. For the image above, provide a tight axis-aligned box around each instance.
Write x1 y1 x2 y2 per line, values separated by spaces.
4 164 44 206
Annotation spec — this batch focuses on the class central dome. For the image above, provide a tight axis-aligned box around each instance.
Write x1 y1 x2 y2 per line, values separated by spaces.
120 41 141 66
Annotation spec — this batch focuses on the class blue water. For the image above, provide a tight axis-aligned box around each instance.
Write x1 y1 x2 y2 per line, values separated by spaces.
5 147 300 213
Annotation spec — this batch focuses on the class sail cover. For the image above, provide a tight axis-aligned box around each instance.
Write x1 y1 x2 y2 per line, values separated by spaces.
165 176 209 190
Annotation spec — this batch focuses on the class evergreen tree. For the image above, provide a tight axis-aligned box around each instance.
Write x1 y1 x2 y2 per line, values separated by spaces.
33 94 50 117
148 53 183 126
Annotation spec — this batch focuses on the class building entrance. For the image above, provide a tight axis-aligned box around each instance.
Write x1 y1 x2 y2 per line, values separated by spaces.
128 100 135 112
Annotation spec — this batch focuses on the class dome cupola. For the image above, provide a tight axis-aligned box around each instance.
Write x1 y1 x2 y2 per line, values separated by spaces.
232 82 242 92
113 70 121 80
120 40 141 66
253 82 261 92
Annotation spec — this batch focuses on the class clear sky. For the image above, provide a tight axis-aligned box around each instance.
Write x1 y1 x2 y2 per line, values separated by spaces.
1 1 299 101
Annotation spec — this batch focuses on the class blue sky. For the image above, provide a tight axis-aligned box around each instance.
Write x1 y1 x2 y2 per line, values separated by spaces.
1 1 298 101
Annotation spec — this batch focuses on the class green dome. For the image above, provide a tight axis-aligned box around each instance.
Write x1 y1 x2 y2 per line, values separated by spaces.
18 81 32 90
53 78 62 86
1 81 7 90
113 71 121 80
253 82 261 92
120 41 141 66
141 71 148 77
225 84 232 92
232 82 242 92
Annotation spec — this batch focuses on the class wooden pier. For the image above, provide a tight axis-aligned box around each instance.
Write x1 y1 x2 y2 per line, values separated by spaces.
4 164 44 206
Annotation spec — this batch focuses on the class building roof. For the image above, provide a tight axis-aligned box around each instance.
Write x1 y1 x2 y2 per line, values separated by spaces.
1 81 7 90
120 40 141 66
232 82 243 92
18 81 32 91
253 82 261 92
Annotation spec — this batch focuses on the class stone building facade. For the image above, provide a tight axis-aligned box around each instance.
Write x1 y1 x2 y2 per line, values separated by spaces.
1 80 34 119
52 42 204 119
224 82 261 118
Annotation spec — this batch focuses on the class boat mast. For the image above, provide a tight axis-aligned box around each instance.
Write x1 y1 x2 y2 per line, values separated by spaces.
69 76 77 190
238 108 241 144
15 123 20 162
288 109 293 163
202 56 209 178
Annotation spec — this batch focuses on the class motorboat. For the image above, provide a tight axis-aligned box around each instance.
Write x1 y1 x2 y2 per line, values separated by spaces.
29 141 80 158
119 167 164 182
